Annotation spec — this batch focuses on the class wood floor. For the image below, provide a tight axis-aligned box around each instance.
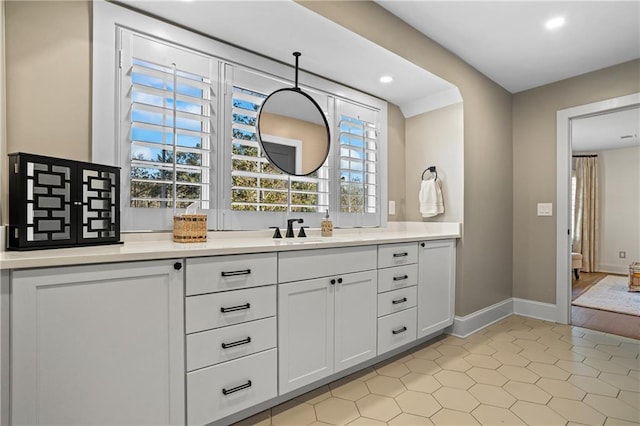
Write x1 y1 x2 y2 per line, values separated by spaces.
571 271 640 340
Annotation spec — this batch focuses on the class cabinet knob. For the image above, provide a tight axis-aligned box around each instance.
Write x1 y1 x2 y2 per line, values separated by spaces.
330 279 336 285
337 278 343 284
420 242 425 248
174 262 183 270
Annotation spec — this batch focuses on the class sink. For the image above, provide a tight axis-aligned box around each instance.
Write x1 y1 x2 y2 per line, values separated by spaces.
275 237 327 245
274 237 346 245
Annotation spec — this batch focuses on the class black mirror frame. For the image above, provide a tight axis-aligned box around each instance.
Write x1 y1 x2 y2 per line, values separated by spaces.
256 87 331 177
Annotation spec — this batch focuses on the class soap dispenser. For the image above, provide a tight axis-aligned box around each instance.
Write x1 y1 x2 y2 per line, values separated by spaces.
321 209 333 237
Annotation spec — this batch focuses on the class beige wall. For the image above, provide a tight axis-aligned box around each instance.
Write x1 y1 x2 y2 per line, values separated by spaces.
0 0 6 226
597 146 640 274
405 103 463 223
5 0 90 160
3 0 91 221
512 59 640 303
300 1 514 315
387 103 406 221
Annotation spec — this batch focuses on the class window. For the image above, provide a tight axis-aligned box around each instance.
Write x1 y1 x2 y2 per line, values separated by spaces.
335 100 380 227
224 66 330 229
129 59 211 209
95 3 386 232
118 30 217 231
230 86 329 213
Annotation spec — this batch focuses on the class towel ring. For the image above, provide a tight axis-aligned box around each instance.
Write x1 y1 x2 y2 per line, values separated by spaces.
421 166 437 181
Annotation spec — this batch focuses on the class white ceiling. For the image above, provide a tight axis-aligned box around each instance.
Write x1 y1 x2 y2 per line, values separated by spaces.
572 107 640 152
116 0 460 117
376 1 640 93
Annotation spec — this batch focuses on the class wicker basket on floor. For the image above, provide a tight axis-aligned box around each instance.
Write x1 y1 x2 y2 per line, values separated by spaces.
629 262 640 292
173 214 207 243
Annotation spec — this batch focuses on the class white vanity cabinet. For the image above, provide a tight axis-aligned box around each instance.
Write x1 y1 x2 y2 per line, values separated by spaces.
11 260 185 426
417 239 457 338
2 232 460 426
377 242 419 354
184 253 278 426
278 246 377 394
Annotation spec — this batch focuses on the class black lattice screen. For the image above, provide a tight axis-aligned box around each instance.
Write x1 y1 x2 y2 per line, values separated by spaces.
8 153 121 250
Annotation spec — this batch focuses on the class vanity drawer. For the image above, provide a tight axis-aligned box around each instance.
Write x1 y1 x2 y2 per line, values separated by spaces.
278 245 377 283
187 348 277 426
377 286 417 317
378 264 418 293
378 308 417 355
186 253 277 296
187 317 277 372
186 285 276 334
378 242 418 268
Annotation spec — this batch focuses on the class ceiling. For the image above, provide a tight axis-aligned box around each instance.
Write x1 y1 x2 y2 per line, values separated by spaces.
376 1 640 93
116 0 460 118
572 106 640 152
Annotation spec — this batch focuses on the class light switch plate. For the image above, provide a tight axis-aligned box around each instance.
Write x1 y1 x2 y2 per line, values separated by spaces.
389 200 396 215
537 203 553 216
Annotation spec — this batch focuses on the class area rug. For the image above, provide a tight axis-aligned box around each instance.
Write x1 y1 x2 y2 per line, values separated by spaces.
572 275 640 316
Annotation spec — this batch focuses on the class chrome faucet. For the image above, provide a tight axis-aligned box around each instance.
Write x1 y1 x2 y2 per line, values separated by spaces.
286 218 304 238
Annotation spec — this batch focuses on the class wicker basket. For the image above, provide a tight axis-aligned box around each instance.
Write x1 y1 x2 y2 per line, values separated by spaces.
629 262 640 292
173 214 207 243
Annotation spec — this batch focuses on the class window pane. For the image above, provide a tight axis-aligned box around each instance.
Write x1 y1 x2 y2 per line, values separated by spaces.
131 146 173 164
339 112 377 214
230 80 328 214
128 52 212 211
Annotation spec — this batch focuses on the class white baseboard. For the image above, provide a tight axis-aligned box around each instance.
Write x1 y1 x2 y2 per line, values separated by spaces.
512 298 557 322
448 297 560 337
448 298 514 338
597 264 630 275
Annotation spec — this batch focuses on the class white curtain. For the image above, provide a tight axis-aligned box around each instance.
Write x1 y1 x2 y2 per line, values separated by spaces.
573 156 599 272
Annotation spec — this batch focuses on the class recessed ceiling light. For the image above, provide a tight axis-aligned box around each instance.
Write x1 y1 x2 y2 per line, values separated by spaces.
379 75 393 84
545 16 566 30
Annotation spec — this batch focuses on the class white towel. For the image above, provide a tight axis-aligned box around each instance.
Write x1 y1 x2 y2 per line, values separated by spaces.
419 179 444 218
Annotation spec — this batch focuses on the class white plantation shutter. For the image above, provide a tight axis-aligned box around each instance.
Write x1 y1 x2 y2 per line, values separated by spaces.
335 99 380 227
224 66 330 229
118 30 218 231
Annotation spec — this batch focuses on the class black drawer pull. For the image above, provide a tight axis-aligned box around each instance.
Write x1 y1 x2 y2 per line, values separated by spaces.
393 252 409 258
221 337 251 349
221 269 252 277
392 326 407 335
393 275 408 281
222 380 252 395
392 297 408 305
220 303 251 313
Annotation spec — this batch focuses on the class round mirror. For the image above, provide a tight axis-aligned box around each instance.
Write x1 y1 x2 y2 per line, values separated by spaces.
257 88 330 176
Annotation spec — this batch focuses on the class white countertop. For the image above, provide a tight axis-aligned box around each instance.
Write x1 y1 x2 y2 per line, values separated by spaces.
0 222 460 270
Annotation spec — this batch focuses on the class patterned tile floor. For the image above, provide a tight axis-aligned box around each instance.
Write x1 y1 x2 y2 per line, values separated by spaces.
234 315 640 426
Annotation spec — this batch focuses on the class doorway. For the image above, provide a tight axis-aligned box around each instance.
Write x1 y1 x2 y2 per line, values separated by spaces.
556 93 640 333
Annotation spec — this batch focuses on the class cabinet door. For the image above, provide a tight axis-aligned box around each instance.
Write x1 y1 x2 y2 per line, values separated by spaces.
334 270 377 372
417 240 456 339
278 278 334 394
11 260 185 426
